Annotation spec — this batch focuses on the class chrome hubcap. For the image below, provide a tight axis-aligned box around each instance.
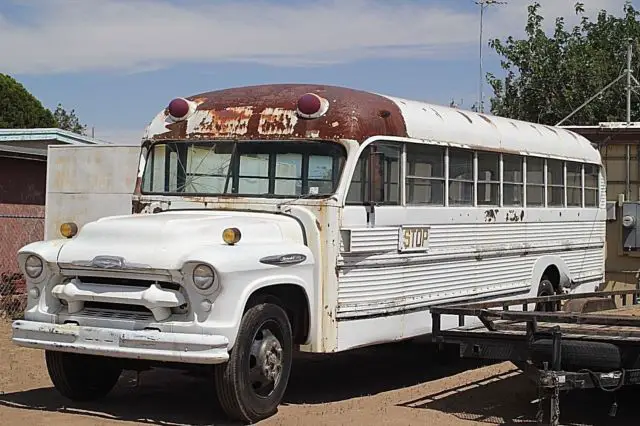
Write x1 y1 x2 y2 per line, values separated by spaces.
249 327 283 397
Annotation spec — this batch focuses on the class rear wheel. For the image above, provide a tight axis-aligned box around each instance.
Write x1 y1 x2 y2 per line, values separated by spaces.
45 351 122 401
214 303 293 424
535 277 558 312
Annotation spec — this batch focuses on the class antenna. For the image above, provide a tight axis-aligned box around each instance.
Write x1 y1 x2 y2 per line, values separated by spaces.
475 0 507 113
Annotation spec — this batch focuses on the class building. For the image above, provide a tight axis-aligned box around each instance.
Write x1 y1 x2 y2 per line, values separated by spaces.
564 123 640 288
0 128 108 292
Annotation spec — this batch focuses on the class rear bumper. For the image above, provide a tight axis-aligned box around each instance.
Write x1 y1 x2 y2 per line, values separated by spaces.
12 320 230 365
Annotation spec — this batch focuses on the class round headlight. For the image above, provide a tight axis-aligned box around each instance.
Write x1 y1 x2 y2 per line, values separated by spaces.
193 264 215 290
25 255 44 279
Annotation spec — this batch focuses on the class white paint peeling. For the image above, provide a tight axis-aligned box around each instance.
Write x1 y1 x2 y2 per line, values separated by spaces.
258 108 298 135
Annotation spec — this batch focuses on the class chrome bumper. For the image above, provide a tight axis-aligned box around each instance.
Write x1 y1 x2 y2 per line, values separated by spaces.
12 320 229 364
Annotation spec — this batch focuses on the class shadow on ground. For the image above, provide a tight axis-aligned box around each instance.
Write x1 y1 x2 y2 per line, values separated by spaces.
0 340 481 425
399 366 640 425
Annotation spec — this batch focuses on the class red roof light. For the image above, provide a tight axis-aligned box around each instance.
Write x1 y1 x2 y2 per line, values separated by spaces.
296 93 328 119
167 97 191 120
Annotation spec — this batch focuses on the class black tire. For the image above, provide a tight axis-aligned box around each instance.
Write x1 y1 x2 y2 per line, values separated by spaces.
45 351 122 401
535 277 558 312
214 303 293 424
530 339 622 371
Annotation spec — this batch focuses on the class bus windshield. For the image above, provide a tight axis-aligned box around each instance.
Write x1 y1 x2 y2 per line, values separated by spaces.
141 140 347 197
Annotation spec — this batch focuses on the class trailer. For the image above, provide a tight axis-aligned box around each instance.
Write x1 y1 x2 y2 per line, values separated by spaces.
430 288 640 426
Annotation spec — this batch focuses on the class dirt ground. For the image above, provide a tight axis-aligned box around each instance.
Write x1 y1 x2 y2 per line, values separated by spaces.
1 321 638 426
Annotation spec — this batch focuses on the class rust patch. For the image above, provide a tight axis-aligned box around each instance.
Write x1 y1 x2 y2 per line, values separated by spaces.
192 106 253 136
147 84 407 143
131 198 150 214
258 107 297 135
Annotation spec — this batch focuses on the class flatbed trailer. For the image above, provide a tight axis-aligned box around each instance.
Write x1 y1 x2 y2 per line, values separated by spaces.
430 289 640 426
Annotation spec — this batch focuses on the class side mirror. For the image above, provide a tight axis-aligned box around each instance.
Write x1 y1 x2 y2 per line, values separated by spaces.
367 151 385 205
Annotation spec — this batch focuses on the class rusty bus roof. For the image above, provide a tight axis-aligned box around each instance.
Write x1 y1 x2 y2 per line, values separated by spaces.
142 83 600 164
144 84 406 143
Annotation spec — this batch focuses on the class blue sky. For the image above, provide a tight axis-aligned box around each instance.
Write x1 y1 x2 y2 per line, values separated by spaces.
0 0 629 144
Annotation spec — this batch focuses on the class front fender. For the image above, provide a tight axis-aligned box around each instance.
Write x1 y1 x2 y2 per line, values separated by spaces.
181 243 315 348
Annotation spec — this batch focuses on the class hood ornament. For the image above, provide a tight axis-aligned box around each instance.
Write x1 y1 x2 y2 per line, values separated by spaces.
91 256 126 269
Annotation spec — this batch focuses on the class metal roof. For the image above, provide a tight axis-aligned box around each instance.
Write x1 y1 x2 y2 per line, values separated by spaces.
143 84 600 164
0 128 109 159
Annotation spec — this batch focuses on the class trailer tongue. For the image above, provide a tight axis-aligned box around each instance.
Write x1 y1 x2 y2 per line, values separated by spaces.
430 289 640 426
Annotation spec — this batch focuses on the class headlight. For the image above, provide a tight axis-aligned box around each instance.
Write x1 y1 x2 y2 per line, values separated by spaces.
24 255 44 279
192 264 215 290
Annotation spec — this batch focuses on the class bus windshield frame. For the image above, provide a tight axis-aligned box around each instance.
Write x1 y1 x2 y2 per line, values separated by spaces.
140 140 347 198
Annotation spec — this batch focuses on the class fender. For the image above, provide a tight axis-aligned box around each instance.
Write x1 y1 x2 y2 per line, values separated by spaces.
182 243 315 348
529 255 572 296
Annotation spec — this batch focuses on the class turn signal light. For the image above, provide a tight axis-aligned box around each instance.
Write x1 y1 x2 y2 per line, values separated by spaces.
60 222 78 238
222 227 241 245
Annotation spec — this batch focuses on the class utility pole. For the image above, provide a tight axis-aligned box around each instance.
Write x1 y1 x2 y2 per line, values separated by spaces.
626 39 633 200
475 0 507 113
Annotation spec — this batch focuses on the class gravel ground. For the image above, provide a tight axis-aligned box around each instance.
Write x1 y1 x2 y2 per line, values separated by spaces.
1 321 638 426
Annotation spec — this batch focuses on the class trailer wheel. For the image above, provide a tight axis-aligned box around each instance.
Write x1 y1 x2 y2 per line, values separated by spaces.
214 303 293 424
530 340 622 371
535 277 559 312
45 351 122 401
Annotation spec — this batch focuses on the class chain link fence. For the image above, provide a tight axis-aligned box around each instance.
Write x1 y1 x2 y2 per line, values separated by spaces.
0 211 45 320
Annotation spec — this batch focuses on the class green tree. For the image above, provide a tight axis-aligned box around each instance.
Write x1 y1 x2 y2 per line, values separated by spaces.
487 1 640 125
0 74 56 128
53 104 87 135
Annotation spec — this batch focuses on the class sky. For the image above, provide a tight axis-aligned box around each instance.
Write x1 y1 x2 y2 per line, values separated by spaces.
0 0 632 144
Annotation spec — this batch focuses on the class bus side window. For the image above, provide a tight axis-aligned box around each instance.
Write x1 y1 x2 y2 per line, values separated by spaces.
346 142 401 205
406 144 445 205
346 148 370 204
448 148 474 205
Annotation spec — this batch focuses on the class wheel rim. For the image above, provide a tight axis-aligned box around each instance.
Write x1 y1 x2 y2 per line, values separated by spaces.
536 288 557 312
248 321 284 398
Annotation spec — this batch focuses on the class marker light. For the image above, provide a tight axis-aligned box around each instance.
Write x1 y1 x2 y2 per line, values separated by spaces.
60 222 78 238
296 93 329 119
167 97 191 120
222 227 242 245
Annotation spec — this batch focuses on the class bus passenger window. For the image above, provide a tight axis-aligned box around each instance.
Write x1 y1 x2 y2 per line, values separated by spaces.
346 152 369 204
346 142 400 205
547 159 564 207
584 164 600 207
566 162 582 207
477 152 499 206
406 144 444 205
526 157 544 206
448 149 474 205
503 154 523 206
375 143 401 205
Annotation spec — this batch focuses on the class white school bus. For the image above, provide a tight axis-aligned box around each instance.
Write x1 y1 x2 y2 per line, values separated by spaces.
12 84 606 423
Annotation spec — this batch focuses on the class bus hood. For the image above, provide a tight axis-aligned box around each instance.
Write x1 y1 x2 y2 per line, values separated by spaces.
55 211 305 270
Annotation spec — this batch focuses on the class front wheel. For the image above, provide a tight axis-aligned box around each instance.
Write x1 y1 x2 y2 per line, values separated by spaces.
45 351 122 401
214 303 293 424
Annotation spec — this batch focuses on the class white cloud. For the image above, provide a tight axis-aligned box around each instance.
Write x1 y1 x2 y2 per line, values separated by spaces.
0 0 630 75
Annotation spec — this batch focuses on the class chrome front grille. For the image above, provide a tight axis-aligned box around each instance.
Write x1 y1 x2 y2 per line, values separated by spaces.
74 307 153 321
55 274 189 321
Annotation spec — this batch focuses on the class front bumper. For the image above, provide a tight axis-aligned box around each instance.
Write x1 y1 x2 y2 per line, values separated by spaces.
12 320 230 365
